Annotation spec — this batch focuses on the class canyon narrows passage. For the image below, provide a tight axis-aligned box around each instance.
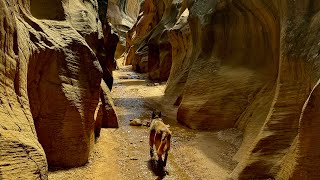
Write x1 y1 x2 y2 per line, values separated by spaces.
49 63 242 180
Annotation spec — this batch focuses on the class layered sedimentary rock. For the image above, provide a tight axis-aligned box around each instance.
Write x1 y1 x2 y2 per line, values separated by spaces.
94 80 119 138
0 1 47 179
125 0 178 80
107 0 142 58
107 0 141 32
100 80 118 128
0 0 117 177
233 1 320 179
178 0 279 129
127 0 320 179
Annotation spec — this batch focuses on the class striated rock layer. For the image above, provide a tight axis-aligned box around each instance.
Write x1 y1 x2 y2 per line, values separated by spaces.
126 0 320 179
0 1 48 179
0 0 118 178
125 0 179 80
107 0 142 58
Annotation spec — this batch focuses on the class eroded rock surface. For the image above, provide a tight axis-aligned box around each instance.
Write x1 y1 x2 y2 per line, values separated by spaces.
0 1 48 179
125 0 176 80
126 0 320 179
100 80 118 128
0 0 118 177
107 0 142 58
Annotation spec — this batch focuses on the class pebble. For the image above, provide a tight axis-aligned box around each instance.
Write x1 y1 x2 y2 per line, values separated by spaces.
129 118 142 126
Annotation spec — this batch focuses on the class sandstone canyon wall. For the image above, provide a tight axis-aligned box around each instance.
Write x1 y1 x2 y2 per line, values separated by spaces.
107 0 142 58
126 0 320 179
125 0 179 80
0 0 117 178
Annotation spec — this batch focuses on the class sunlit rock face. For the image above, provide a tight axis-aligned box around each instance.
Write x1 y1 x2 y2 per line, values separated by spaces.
0 0 117 177
126 0 320 179
0 1 48 178
125 0 179 80
107 0 141 29
233 1 320 179
28 0 103 169
107 0 142 58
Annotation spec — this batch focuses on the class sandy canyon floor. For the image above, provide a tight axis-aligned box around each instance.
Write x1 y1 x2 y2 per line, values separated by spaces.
49 62 242 180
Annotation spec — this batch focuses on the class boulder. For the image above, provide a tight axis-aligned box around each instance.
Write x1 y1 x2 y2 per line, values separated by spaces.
129 118 143 126
27 0 102 168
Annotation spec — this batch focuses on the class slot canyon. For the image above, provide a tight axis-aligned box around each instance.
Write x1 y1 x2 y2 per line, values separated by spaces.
1 0 320 179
